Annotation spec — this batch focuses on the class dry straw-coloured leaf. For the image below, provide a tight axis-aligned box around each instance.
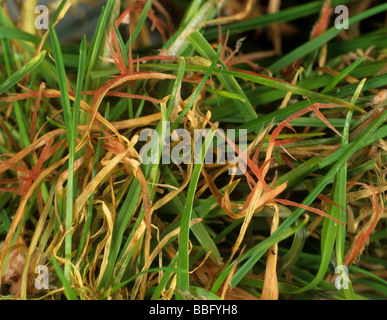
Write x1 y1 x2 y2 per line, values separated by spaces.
261 203 280 300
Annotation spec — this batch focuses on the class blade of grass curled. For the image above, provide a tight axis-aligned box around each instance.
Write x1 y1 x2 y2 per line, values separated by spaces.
288 204 338 295
176 126 217 300
97 179 142 289
170 46 221 133
163 57 186 121
277 219 306 275
108 63 187 285
98 113 164 289
75 107 105 260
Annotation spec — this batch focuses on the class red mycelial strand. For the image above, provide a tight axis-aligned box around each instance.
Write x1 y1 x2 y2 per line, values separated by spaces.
77 90 162 105
310 0 333 40
274 198 344 225
274 138 299 146
313 108 343 138
206 100 347 225
29 82 46 140
269 103 344 148
0 187 23 196
106 29 127 75
0 162 30 174
208 121 270 192
224 36 246 66
147 6 168 43
344 182 381 265
318 193 345 212
278 144 297 161
350 108 383 140
128 32 134 74
20 138 54 198
281 154 296 170
220 30 230 62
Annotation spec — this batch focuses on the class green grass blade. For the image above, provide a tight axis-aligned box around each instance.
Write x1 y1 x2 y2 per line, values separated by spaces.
165 0 216 56
129 0 154 46
49 24 75 282
84 0 115 92
0 26 41 44
151 254 179 300
70 35 87 262
269 2 387 72
164 57 186 121
161 166 222 265
170 46 222 132
322 57 366 93
51 257 78 300
0 51 46 96
211 217 308 292
187 30 257 120
279 108 387 231
176 127 217 300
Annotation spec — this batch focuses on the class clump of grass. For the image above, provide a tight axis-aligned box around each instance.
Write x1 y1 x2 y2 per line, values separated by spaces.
0 0 386 300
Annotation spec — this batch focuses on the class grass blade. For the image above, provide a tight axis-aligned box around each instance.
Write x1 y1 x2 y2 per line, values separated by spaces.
187 30 257 120
176 127 217 300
